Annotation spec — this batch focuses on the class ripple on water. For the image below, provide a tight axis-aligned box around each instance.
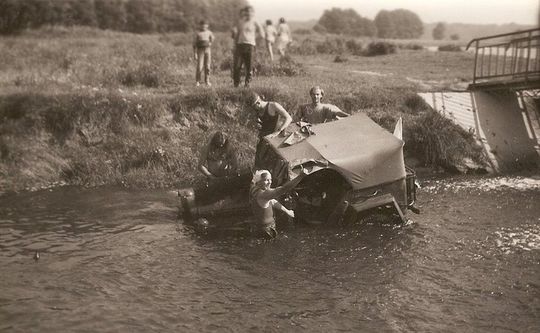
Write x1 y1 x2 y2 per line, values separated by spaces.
0 183 539 332
494 223 540 253
423 176 540 193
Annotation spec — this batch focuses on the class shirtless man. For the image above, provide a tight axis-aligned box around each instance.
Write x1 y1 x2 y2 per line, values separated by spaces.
297 86 349 124
249 168 309 238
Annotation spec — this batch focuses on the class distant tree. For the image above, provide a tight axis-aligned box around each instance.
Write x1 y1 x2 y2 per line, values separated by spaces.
432 22 446 40
318 8 376 36
71 0 97 27
0 0 247 34
450 33 460 41
313 23 327 34
374 10 395 38
205 0 248 32
391 9 423 39
353 16 377 37
0 0 27 33
153 0 187 32
126 0 157 33
94 0 126 30
375 9 423 39
0 0 52 33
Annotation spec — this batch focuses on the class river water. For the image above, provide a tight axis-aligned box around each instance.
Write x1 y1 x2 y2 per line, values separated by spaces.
1 175 539 332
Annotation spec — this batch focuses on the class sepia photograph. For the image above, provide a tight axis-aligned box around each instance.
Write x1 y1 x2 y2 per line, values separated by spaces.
0 0 539 331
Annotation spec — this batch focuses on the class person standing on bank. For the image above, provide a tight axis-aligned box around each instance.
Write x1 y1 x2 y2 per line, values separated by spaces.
193 20 214 87
250 168 309 239
232 6 264 87
297 86 349 124
276 17 292 57
263 19 277 61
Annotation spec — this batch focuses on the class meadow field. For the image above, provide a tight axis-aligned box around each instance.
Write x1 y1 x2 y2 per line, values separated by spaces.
0 26 484 193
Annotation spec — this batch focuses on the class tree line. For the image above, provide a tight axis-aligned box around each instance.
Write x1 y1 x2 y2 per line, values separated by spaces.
0 0 247 34
315 8 424 39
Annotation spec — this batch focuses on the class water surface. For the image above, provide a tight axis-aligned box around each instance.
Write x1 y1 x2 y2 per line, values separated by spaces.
1 176 539 332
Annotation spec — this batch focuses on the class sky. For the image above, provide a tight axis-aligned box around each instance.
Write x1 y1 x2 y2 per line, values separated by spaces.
250 0 539 25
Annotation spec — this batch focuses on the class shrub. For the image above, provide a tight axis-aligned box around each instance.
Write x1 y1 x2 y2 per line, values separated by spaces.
294 28 313 35
363 41 397 56
406 110 484 168
254 55 306 77
334 55 348 63
402 95 430 115
312 24 327 34
289 38 318 55
438 44 462 52
345 39 363 55
316 37 347 54
399 43 423 51
118 62 164 87
220 57 233 71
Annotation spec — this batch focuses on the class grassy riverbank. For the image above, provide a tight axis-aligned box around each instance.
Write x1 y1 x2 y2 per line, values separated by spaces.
0 27 485 193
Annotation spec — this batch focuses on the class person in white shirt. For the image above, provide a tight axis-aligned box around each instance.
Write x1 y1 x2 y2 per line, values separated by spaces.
276 17 292 57
231 6 264 87
263 19 277 61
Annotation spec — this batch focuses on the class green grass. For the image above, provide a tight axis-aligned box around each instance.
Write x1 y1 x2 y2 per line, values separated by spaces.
0 27 484 193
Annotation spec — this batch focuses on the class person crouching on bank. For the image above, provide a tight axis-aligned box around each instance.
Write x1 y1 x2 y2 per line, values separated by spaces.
198 131 238 180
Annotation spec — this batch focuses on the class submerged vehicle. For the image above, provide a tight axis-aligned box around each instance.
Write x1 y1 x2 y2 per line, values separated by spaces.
178 113 418 230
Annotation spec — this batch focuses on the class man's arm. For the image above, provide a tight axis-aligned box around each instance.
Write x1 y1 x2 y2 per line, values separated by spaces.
193 33 198 59
294 105 305 122
227 146 239 172
198 143 214 178
267 103 292 138
231 25 239 44
255 21 265 40
273 200 294 218
324 104 349 119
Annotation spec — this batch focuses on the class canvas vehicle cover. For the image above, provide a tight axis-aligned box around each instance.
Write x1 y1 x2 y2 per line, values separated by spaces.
257 113 406 190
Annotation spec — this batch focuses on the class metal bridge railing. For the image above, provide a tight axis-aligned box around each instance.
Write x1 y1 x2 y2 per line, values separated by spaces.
466 28 540 86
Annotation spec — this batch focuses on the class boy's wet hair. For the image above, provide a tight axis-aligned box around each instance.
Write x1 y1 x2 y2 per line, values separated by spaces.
279 17 286 23
266 19 272 25
199 20 208 26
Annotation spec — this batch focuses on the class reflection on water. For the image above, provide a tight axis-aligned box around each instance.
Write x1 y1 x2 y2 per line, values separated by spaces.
1 176 539 332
